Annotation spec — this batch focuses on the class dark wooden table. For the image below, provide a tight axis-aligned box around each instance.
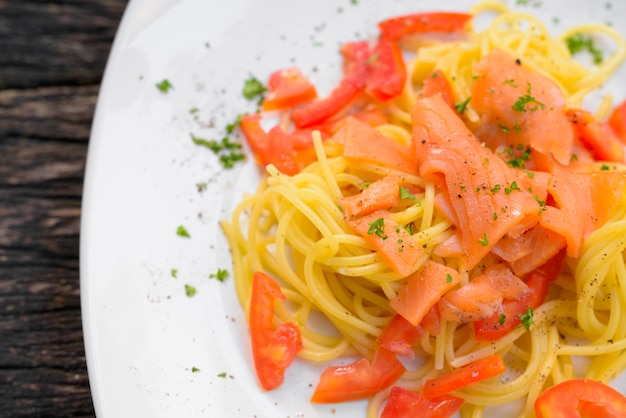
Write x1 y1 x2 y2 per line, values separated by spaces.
0 1 128 416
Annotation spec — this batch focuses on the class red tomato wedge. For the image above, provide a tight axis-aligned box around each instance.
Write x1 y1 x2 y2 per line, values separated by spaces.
422 354 506 399
262 67 318 112
291 41 371 128
249 271 303 391
381 386 465 418
239 114 301 175
365 38 407 101
473 271 550 342
534 379 626 418
566 108 625 162
376 314 423 357
310 347 406 403
608 99 626 143
378 12 472 42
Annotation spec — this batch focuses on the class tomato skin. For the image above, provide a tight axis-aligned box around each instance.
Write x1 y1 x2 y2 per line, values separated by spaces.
310 347 406 403
262 67 318 112
608 99 626 143
473 272 550 342
534 379 626 418
239 114 300 175
378 12 472 42
365 38 407 101
376 314 423 357
422 355 506 399
566 108 625 162
249 271 302 391
381 387 465 418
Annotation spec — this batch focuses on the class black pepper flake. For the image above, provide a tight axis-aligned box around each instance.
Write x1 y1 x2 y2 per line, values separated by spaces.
421 139 426 144
515 58 522 65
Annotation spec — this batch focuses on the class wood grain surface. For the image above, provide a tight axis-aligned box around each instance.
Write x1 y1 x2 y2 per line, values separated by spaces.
0 1 128 416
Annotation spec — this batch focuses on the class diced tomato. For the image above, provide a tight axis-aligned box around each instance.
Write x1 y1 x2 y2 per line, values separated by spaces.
566 108 625 162
262 67 318 111
310 347 406 403
534 379 626 418
422 354 506 399
239 114 301 175
291 41 371 128
249 271 303 391
376 314 423 357
473 272 550 342
381 387 465 418
422 69 455 109
291 78 362 128
365 38 407 101
378 12 472 42
608 99 626 144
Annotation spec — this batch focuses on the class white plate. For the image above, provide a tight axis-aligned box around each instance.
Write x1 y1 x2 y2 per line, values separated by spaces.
80 1 626 417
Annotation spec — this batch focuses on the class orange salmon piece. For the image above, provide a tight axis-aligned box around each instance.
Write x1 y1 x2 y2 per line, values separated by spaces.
411 95 543 271
390 261 462 326
338 175 403 218
334 116 418 175
347 210 426 277
472 49 575 166
438 263 529 323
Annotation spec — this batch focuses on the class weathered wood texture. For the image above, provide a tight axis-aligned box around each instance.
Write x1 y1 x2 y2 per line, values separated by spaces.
0 1 128 416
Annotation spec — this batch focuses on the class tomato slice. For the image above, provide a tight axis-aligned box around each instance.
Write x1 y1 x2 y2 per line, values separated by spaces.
365 37 407 101
473 272 550 342
249 271 302 391
310 347 406 403
534 379 626 418
378 12 472 42
608 99 626 144
381 386 465 418
239 114 300 175
422 354 506 399
376 314 423 357
262 67 318 111
566 108 625 162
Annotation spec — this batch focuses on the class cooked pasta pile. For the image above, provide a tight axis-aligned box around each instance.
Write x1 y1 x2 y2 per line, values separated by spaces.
220 2 626 417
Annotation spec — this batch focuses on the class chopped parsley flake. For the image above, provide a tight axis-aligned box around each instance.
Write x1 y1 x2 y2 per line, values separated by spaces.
242 76 267 100
566 34 604 64
503 79 518 88
399 186 416 200
478 233 489 246
601 164 611 171
217 372 227 378
367 218 387 240
191 367 200 373
171 269 178 278
156 79 173 93
177 225 191 238
446 274 453 283
490 184 501 194
499 313 506 325
512 85 545 113
185 284 197 297
519 307 535 331
516 0 530 4
226 114 243 134
210 268 229 282
499 124 511 133
505 181 521 195
454 97 472 115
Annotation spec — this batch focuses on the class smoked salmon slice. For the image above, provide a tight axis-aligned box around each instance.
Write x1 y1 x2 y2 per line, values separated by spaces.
471 49 575 167
411 95 544 271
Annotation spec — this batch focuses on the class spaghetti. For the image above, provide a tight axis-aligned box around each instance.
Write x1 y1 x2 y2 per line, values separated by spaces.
221 2 626 417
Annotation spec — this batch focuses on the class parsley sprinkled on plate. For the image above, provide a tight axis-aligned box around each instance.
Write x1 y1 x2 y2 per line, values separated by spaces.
177 225 191 238
242 76 267 100
156 79 173 93
185 284 197 297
